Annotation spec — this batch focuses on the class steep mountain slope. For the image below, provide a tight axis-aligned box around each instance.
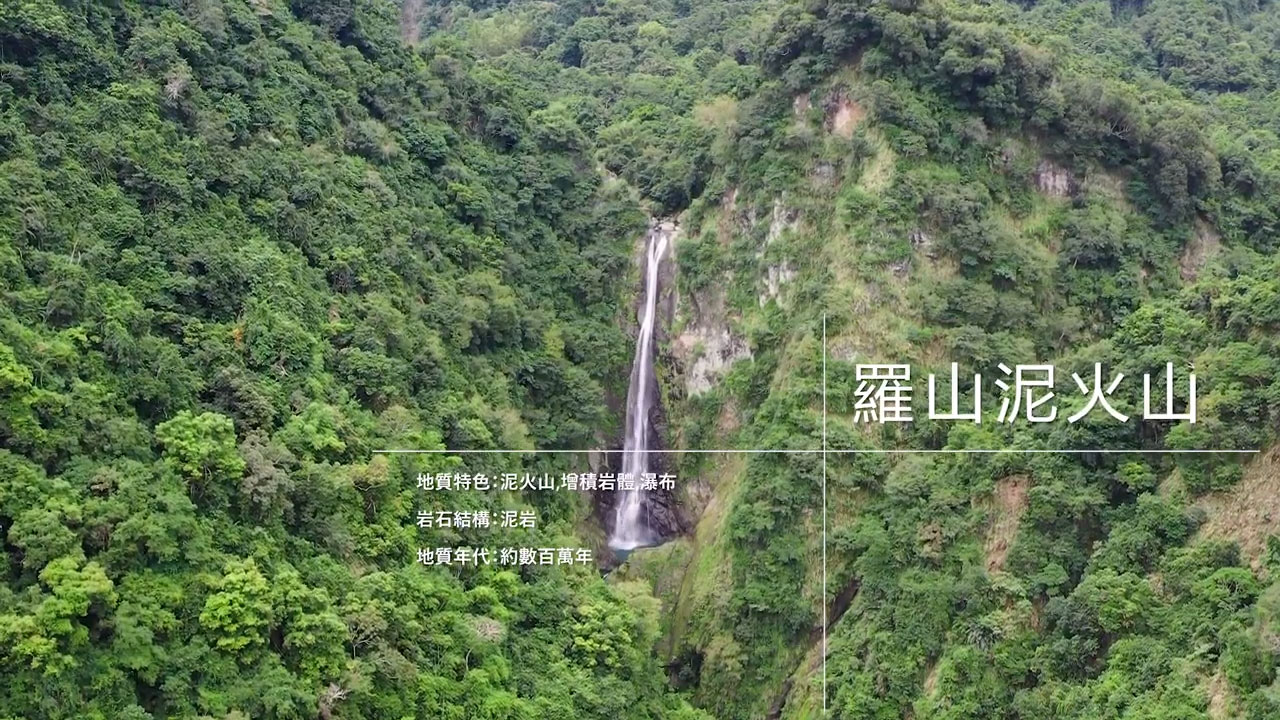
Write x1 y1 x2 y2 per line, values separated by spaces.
433 1 1280 718
0 1 705 718
5 0 1280 719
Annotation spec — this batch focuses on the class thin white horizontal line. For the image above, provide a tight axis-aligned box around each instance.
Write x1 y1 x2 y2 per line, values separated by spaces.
373 448 1259 454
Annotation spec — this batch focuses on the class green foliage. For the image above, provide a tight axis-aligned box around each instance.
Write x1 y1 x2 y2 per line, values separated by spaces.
6 0 1280 718
200 558 273 655
564 0 1280 716
0 0 692 717
157 411 245 486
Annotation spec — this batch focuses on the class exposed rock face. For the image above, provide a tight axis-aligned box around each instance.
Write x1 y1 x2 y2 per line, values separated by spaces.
793 92 811 117
810 160 836 186
673 196 800 397
909 228 936 258
674 324 752 397
825 90 865 138
766 199 798 244
762 262 797 304
721 187 739 228
1035 160 1076 198
758 199 799 306
669 195 761 398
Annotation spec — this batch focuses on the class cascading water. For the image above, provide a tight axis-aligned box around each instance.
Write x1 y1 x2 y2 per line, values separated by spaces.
609 221 674 551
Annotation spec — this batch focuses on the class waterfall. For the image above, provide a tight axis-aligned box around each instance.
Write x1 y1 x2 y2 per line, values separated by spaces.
610 221 673 551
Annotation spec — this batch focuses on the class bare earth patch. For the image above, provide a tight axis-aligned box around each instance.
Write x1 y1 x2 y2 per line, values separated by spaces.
922 658 941 697
1196 445 1280 571
982 475 1030 573
400 0 424 44
1180 217 1222 282
827 95 865 138
1206 669 1236 720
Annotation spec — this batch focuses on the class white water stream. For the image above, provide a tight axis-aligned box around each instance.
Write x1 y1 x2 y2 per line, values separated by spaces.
609 221 673 551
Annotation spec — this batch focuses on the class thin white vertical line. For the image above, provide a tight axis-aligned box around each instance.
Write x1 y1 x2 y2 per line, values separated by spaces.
822 313 828 717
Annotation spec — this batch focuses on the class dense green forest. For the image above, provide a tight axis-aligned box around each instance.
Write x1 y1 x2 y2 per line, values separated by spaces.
3 0 1280 718
0 0 694 717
